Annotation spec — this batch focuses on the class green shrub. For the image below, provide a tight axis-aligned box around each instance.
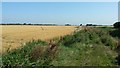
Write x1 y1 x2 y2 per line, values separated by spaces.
110 29 120 39
113 22 120 29
60 27 115 48
2 39 60 66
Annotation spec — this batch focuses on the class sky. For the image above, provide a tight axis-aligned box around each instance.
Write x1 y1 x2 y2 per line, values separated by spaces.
2 2 118 25
118 1 120 22
2 0 120 2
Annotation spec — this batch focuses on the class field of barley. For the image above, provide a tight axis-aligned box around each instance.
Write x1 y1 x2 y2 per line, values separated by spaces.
1 25 77 54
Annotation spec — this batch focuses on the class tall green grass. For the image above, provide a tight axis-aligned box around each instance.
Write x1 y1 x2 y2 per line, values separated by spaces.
2 40 52 66
51 27 117 66
60 27 116 49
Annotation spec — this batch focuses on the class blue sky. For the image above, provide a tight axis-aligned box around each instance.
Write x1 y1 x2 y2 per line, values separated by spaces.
2 0 119 2
118 1 120 21
2 2 118 25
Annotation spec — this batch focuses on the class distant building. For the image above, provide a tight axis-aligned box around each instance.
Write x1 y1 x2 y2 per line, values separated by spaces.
118 1 120 22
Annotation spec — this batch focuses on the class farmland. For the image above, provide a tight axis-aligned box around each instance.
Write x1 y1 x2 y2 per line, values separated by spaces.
1 25 120 66
1 25 76 54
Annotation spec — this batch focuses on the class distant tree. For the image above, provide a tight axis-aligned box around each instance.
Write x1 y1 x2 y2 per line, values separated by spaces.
92 24 97 26
65 24 71 26
86 24 92 26
23 23 26 25
28 23 31 25
16 23 21 25
113 22 120 29
80 24 82 26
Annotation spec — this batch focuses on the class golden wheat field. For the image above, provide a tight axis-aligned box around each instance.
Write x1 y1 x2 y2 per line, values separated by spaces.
0 25 77 54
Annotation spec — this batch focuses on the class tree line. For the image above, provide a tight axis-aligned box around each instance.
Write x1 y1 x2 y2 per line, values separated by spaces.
1 22 120 27
0 23 57 26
